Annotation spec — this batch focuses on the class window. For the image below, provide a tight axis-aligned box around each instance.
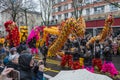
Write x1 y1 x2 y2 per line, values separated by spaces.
94 6 104 14
110 4 118 11
71 12 74 17
93 0 102 3
58 15 61 20
58 6 62 11
52 0 56 5
84 0 91 4
56 8 58 12
64 13 68 19
64 4 68 10
86 8 90 15
52 16 55 19
57 0 61 3
61 0 65 2
52 8 55 13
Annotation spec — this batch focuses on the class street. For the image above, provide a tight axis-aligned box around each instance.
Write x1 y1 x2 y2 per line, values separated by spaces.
44 56 120 79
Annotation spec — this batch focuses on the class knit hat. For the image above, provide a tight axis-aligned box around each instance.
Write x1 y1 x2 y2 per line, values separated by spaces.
10 47 17 52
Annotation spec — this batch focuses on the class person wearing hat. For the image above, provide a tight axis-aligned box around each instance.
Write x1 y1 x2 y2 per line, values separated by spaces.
60 42 73 68
4 47 19 70
102 42 118 77
18 52 44 80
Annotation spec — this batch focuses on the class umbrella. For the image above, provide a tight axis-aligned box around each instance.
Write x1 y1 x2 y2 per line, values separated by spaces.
49 69 112 80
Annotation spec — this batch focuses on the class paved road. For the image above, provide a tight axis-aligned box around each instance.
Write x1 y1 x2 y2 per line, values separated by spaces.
44 56 120 79
112 56 120 71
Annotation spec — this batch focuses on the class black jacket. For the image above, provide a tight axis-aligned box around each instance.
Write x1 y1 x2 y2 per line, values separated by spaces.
103 47 112 61
6 61 19 70
18 53 33 80
84 51 92 66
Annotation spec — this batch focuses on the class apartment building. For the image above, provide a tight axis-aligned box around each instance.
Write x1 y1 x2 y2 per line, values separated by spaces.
52 0 120 35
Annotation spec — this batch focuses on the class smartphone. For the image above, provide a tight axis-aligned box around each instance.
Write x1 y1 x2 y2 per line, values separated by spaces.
7 70 20 80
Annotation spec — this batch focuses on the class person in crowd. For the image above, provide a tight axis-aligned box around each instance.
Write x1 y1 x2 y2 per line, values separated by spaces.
80 39 87 54
71 48 82 70
102 41 118 77
2 47 19 70
117 38 120 55
17 42 27 54
112 39 118 55
40 44 48 66
60 42 72 68
92 40 102 71
9 47 19 56
0 60 4 74
18 52 44 80
84 48 94 73
0 43 6 60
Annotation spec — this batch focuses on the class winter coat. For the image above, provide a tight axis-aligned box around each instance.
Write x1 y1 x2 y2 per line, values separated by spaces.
18 53 43 80
6 61 19 70
103 47 112 61
18 53 33 80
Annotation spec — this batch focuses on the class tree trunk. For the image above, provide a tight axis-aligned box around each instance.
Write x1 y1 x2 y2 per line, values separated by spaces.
24 9 28 26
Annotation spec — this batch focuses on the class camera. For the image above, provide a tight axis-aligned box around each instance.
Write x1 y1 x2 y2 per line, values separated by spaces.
7 70 20 80
38 61 44 66
34 59 44 66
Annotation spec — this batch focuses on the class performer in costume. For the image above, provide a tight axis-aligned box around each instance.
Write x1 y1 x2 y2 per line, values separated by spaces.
92 40 102 71
4 20 20 48
102 41 118 77
71 48 82 70
0 37 5 45
60 41 72 68
84 48 94 73
27 26 41 55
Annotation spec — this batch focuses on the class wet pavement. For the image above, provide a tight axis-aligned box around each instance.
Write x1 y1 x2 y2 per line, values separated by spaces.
44 56 120 79
113 56 120 71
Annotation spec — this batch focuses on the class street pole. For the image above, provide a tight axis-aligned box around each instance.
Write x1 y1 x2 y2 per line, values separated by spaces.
24 9 28 26
93 28 97 57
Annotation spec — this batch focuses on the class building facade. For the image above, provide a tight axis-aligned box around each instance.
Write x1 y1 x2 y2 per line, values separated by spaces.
52 0 120 36
0 10 42 34
52 0 120 21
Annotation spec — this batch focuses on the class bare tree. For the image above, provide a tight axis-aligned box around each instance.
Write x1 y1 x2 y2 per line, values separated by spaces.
0 0 37 26
21 0 37 26
104 0 120 8
0 0 23 22
72 0 84 19
39 0 52 26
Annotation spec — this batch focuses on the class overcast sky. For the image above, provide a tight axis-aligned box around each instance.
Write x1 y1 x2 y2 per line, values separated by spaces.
33 0 40 12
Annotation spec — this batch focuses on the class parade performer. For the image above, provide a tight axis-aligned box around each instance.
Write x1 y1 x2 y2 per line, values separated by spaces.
86 14 113 47
60 41 72 68
0 37 5 45
84 48 94 73
27 26 41 55
92 40 102 71
4 20 20 48
71 48 82 70
48 17 86 57
102 41 118 77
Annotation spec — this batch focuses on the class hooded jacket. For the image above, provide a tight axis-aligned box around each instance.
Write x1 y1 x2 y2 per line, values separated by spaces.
18 53 33 80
